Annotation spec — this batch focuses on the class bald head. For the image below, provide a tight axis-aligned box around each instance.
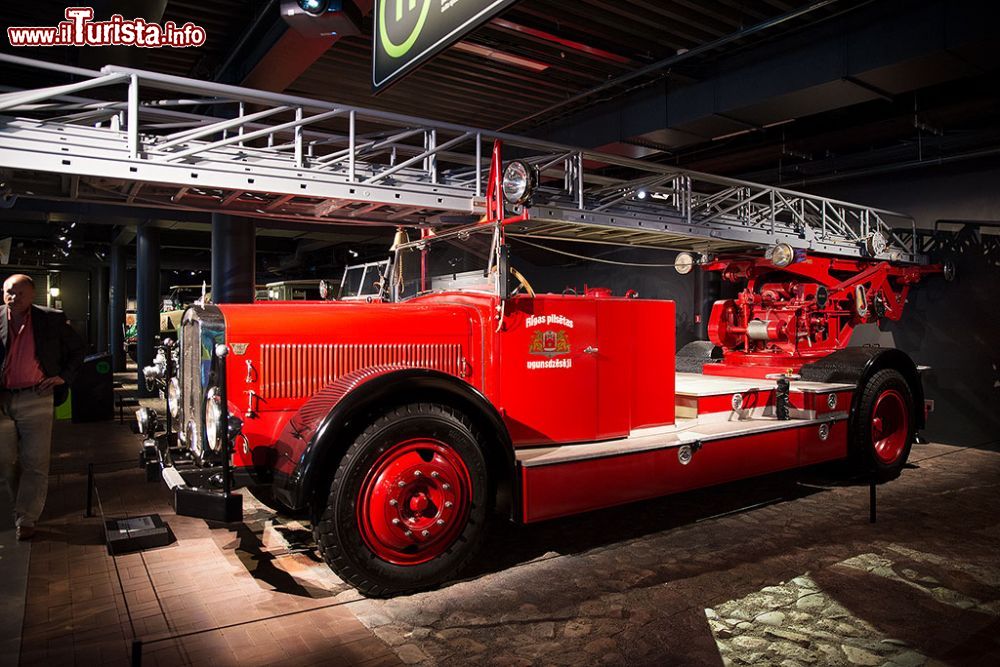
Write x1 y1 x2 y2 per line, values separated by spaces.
4 274 35 316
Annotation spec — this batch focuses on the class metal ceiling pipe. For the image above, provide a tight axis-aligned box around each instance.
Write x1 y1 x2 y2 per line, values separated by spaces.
499 0 849 132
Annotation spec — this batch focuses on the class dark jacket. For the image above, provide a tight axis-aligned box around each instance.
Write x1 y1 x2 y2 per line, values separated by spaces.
0 304 85 404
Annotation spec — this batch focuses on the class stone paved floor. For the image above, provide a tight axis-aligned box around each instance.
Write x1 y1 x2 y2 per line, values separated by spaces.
3 374 998 666
346 441 1000 667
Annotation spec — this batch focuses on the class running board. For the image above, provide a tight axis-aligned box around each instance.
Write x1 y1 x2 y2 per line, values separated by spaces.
517 412 847 468
517 414 848 523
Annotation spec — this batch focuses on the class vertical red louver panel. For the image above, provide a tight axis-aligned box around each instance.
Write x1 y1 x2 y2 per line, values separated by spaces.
257 343 463 399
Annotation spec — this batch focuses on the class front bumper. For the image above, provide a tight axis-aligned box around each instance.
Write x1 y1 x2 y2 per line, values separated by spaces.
139 434 243 523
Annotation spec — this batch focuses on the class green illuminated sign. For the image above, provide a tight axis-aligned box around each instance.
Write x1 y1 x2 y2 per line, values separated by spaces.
373 0 519 92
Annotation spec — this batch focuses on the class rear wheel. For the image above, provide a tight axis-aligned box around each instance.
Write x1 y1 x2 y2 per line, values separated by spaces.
314 403 490 597
851 369 914 480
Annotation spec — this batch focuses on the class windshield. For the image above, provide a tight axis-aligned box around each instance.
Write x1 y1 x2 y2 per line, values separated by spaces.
339 260 390 300
393 227 498 301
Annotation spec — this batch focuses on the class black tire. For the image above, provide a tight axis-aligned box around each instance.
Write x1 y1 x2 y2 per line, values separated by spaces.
314 403 491 597
850 369 915 481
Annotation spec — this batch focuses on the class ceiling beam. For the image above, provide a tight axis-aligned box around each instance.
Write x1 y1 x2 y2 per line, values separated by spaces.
539 0 994 157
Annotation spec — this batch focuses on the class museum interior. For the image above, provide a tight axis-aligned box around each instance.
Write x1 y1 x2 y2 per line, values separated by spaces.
0 1 998 665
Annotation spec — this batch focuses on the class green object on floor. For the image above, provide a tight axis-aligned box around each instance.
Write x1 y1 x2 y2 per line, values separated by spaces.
55 389 72 420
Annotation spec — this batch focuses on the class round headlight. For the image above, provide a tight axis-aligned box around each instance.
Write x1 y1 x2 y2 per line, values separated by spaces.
153 349 168 377
770 243 795 268
205 386 222 453
502 161 536 206
135 407 157 436
866 231 887 257
167 377 181 420
674 251 695 275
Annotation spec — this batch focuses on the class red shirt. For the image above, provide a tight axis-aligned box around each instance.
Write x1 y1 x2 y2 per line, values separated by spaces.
4 307 46 389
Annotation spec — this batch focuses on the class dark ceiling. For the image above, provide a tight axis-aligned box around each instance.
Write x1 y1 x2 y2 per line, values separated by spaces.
0 0 996 278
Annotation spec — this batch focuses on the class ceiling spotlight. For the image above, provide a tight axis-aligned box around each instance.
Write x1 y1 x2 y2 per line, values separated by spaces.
69 222 76 228
636 189 648 200
297 0 328 16
348 249 359 258
49 287 61 298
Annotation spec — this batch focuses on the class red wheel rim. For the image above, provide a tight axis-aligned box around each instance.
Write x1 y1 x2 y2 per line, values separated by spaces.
357 438 472 565
871 389 909 465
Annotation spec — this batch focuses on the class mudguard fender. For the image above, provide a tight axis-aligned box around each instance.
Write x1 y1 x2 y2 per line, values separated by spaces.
271 366 513 511
799 347 926 429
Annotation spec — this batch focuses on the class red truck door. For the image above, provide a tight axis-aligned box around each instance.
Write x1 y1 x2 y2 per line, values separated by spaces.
497 296 599 445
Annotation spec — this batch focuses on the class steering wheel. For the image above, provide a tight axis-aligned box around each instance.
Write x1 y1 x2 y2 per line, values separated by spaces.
509 266 536 297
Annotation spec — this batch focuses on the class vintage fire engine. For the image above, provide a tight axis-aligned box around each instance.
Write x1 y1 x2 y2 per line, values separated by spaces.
0 56 942 596
135 142 942 597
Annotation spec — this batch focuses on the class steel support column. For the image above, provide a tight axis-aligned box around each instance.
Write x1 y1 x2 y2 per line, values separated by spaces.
109 244 127 372
136 225 160 397
91 265 108 355
211 213 256 304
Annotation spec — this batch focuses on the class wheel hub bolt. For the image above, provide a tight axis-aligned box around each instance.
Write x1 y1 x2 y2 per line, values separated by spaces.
414 470 422 476
431 471 440 478
444 501 453 508
421 530 430 537
404 530 412 537
436 519 445 526
389 499 398 506
442 483 450 490
397 481 405 488
391 518 401 525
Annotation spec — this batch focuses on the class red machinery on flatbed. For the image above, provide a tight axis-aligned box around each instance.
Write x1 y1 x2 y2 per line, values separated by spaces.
132 141 943 596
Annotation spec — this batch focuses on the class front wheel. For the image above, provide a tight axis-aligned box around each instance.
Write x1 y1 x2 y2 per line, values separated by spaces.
314 403 491 597
850 369 915 481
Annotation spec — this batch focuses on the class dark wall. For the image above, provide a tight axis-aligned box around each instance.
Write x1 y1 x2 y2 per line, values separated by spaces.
513 244 699 350
0 268 89 343
810 165 1000 447
57 270 90 344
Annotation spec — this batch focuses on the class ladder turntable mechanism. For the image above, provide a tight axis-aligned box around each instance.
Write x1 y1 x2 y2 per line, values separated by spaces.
0 53 924 264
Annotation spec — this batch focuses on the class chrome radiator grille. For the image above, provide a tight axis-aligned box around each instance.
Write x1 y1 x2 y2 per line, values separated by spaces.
178 306 225 452
258 343 463 399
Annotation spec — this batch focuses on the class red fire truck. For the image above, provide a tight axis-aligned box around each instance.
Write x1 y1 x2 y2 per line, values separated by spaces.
135 142 942 597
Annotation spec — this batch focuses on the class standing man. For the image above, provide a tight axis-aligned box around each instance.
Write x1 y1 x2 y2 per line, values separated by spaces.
0 274 84 540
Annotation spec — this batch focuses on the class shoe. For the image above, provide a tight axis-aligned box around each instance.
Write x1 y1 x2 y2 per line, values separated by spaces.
15 524 35 541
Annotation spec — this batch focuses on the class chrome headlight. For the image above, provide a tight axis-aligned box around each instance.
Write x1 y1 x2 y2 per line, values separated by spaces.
152 348 168 377
502 160 536 206
768 242 796 268
205 386 223 453
135 407 158 436
167 377 181 420
674 251 695 275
